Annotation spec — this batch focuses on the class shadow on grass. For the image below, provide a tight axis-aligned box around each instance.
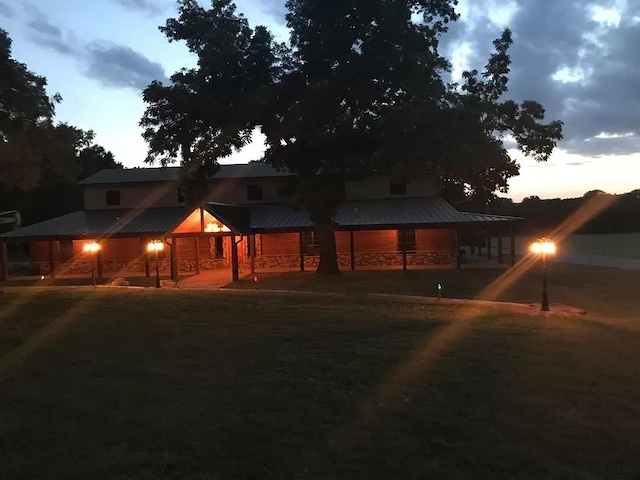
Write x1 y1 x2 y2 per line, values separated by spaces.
1 291 639 478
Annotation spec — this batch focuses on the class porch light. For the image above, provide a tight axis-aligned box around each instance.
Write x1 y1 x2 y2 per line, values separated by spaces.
530 238 556 312
205 221 230 233
82 242 101 253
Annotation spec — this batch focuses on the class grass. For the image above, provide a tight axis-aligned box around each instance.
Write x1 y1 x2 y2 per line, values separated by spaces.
1 288 640 479
495 232 640 259
232 263 640 320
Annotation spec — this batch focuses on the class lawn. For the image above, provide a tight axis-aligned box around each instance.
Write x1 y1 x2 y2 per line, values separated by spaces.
1 288 639 479
232 262 640 320
493 232 640 259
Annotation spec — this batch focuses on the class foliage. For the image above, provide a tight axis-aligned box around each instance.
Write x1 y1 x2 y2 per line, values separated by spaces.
142 0 563 273
0 29 121 224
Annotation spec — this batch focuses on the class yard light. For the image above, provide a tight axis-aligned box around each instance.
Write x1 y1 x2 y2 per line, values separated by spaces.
530 238 556 311
147 240 165 288
83 242 101 286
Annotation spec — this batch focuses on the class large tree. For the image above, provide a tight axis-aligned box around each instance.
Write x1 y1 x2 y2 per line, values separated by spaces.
142 0 563 274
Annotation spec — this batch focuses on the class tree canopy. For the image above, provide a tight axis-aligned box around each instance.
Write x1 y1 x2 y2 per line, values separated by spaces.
142 0 563 274
0 28 121 223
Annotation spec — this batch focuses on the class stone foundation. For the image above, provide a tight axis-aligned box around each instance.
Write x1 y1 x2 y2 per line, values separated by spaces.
253 251 456 271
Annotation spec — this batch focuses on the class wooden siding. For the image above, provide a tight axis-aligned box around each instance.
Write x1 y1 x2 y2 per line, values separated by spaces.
353 230 398 253
84 182 182 210
416 229 456 251
261 233 299 255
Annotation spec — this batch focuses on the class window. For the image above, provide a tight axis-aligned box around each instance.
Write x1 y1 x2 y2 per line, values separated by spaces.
247 184 263 201
302 231 320 256
106 190 121 206
397 229 416 253
390 181 407 195
246 235 262 257
214 237 224 259
177 187 186 203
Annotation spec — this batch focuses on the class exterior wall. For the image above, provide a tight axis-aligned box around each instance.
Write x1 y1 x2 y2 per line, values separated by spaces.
253 228 456 271
345 176 439 200
82 174 440 210
84 182 183 210
207 177 291 205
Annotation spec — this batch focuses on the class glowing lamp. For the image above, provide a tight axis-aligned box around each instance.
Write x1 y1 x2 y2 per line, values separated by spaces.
147 240 164 288
205 221 230 233
530 238 556 312
530 239 556 255
147 240 165 253
82 242 101 253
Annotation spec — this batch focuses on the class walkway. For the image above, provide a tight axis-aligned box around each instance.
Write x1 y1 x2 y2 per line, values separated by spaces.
177 270 239 289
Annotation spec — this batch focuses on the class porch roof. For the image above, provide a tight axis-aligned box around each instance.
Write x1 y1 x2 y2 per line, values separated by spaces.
0 207 189 241
0 198 520 242
248 197 520 231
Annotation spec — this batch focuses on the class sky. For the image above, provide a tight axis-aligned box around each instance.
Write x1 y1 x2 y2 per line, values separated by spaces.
1 0 638 202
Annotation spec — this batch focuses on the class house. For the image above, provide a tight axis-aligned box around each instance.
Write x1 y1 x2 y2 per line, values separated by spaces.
0 164 519 281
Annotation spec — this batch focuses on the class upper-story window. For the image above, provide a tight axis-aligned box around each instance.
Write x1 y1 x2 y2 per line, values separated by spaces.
247 185 263 201
106 190 121 206
390 181 407 195
177 187 186 203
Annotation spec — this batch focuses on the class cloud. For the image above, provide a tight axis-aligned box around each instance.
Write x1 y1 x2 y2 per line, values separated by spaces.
111 0 169 17
0 1 14 18
84 43 169 90
22 2 78 54
441 0 640 157
21 2 167 91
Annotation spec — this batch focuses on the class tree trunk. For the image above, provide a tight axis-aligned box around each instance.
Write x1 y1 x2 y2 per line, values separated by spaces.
316 221 340 275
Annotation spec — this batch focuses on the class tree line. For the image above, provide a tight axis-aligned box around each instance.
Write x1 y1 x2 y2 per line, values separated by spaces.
487 190 640 235
0 28 121 228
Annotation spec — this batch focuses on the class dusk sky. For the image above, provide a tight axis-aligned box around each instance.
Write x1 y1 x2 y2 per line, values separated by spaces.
1 0 638 201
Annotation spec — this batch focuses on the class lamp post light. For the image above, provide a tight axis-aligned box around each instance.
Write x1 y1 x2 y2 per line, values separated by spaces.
147 240 165 288
530 238 556 311
82 242 101 286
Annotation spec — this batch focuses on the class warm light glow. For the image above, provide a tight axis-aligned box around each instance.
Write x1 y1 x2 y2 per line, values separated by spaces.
82 242 101 253
205 221 230 233
147 240 165 252
530 239 556 255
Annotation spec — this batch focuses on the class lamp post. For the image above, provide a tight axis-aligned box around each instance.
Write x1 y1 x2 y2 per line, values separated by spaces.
530 238 556 311
147 240 165 288
82 242 101 286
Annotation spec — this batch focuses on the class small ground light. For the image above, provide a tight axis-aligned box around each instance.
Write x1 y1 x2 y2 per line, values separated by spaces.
437 283 442 300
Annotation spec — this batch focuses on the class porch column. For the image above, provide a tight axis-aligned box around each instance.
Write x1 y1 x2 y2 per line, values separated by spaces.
401 229 408 271
250 235 256 274
0 242 8 281
455 228 461 270
487 236 492 261
96 249 104 280
231 235 239 281
48 241 56 279
142 237 150 277
170 237 178 282
299 232 305 272
350 230 355 271
194 237 200 274
498 234 504 264
510 226 516 266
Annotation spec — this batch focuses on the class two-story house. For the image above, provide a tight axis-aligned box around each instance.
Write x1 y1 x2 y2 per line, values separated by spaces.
0 163 519 281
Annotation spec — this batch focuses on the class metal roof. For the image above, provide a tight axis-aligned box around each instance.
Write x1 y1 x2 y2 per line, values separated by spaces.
80 163 291 185
206 203 252 235
249 198 519 231
0 208 189 240
0 198 520 241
